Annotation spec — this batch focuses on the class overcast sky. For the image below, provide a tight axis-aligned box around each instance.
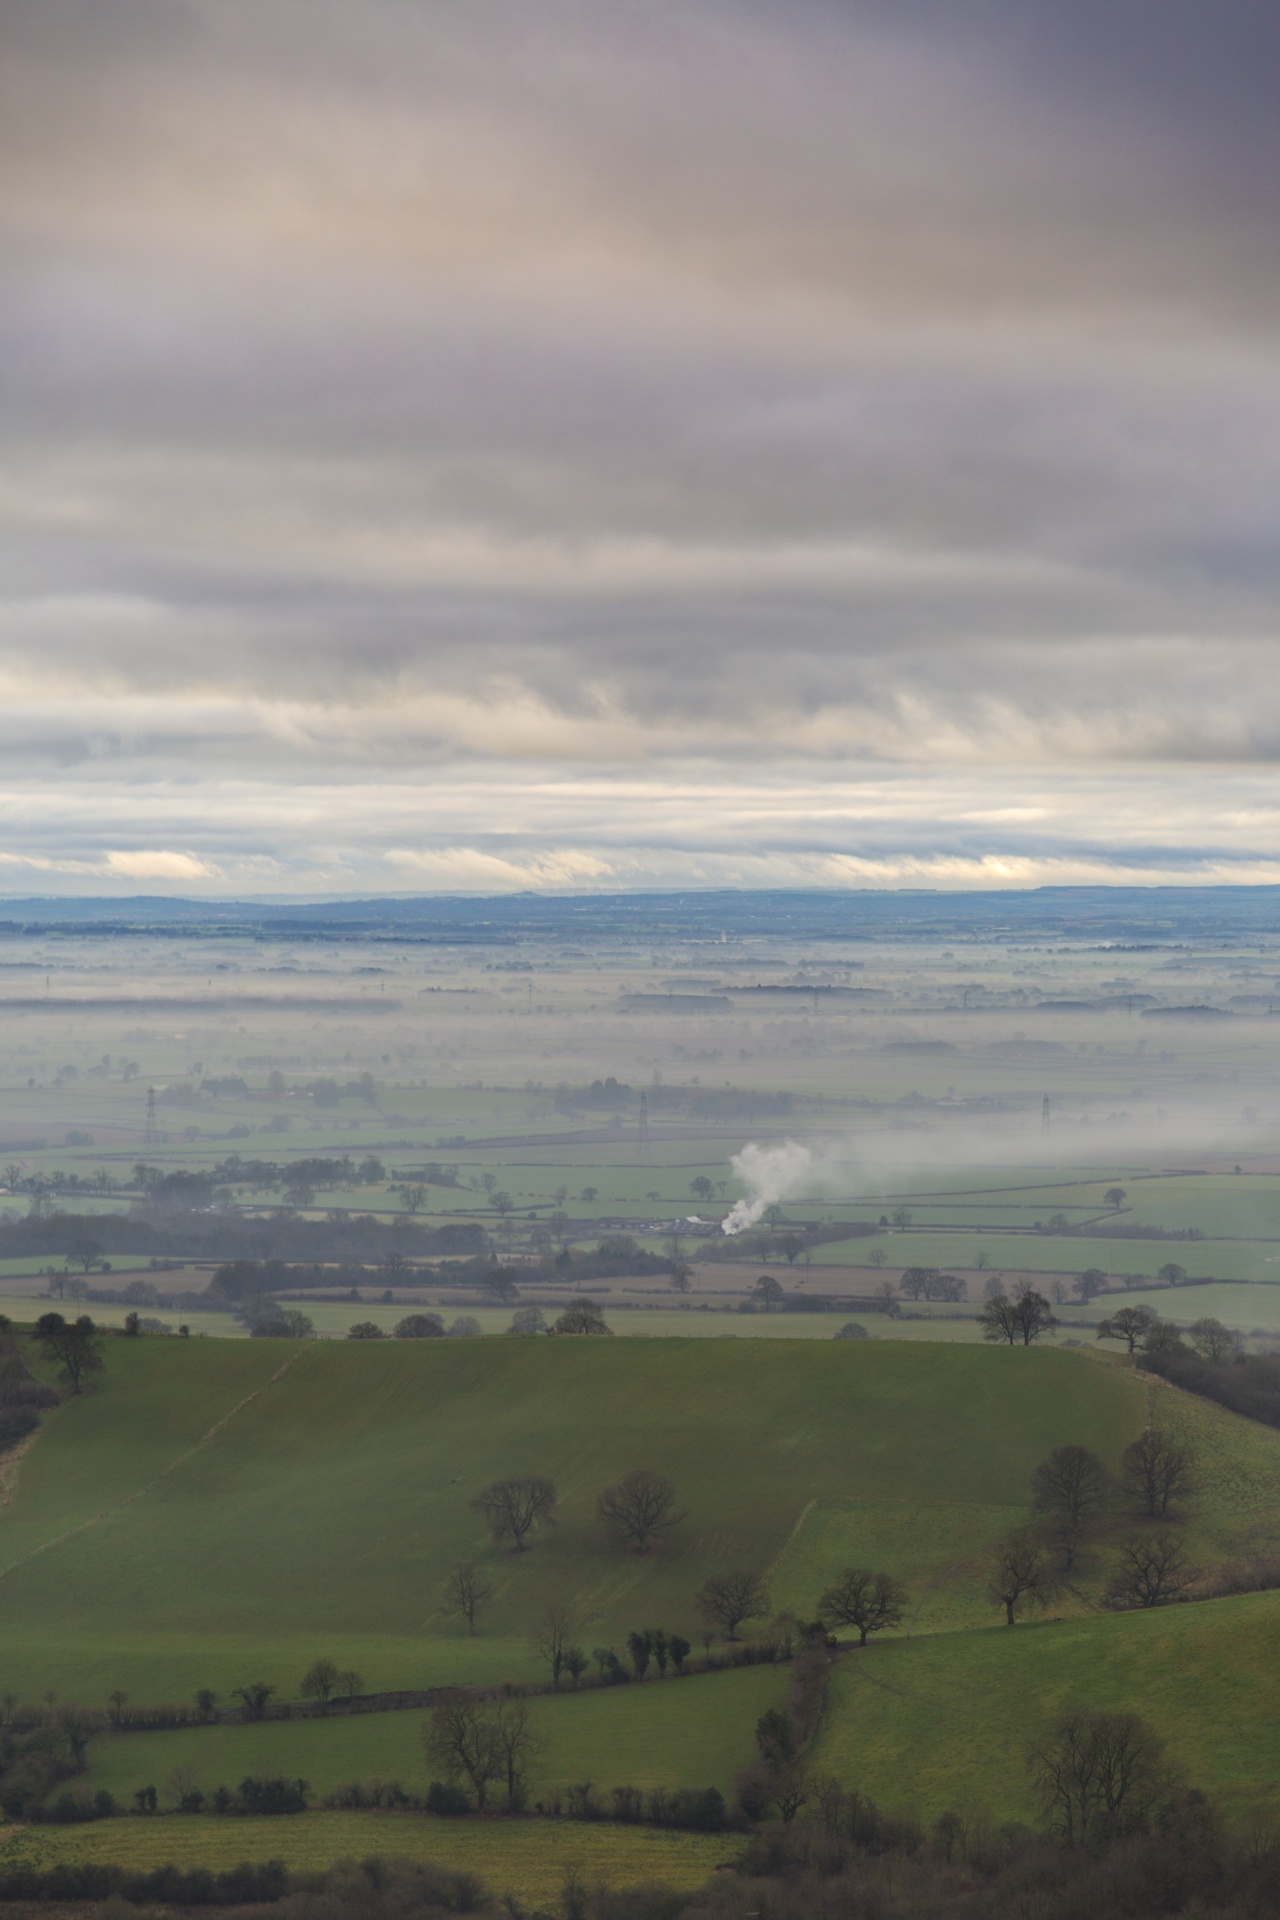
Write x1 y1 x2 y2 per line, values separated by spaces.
2 0 1279 893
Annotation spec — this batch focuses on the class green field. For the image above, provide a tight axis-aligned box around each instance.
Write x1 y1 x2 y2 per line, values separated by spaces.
813 1589 1280 1823
9 1326 1280 1861
30 1300 980 1343
11 1812 737 1902
1078 1282 1280 1335
6 1336 1150 1704
78 1665 785 1806
813 1230 1278 1284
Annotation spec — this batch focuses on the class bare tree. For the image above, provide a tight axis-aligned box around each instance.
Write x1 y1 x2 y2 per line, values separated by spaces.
979 1292 1020 1345
68 1237 104 1274
1029 1710 1170 1848
1188 1317 1241 1363
817 1568 907 1646
444 1561 495 1635
1144 1321 1190 1361
1031 1445 1110 1572
167 1763 204 1813
698 1569 771 1641
471 1476 557 1552
394 1312 444 1338
1104 1532 1193 1609
492 1699 543 1811
1122 1429 1198 1518
1096 1306 1158 1356
33 1312 103 1394
563 1646 588 1686
987 1533 1057 1625
532 1605 575 1688
231 1682 275 1720
596 1469 684 1553
400 1184 428 1214
554 1300 611 1335
423 1696 502 1810
481 1268 520 1305
508 1305 548 1336
1012 1284 1058 1345
773 1756 811 1825
300 1658 340 1709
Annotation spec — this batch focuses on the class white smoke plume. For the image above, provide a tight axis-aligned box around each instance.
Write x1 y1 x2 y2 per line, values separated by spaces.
720 1101 1253 1234
721 1140 818 1234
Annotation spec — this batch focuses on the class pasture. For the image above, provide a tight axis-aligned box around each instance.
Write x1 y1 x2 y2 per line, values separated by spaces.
13 1326 1280 1847
13 1812 737 1903
813 1588 1280 1822
77 1665 785 1805
7 1336 1147 1703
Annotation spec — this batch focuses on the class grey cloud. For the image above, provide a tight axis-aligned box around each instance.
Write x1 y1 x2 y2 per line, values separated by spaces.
1 0 1278 887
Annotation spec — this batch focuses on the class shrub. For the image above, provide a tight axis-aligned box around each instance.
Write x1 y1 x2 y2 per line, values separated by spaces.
425 1779 470 1815
394 1313 444 1339
237 1776 309 1815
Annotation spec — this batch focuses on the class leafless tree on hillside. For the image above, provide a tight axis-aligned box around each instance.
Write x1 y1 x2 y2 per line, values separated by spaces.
1122 1429 1198 1518
471 1475 557 1552
596 1469 684 1553
444 1561 495 1635
987 1533 1057 1625
698 1569 771 1641
1031 1445 1110 1572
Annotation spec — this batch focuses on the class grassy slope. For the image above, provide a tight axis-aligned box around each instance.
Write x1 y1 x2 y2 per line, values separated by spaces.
812 1589 1280 1823
17 1333 1280 1839
79 1666 786 1804
0 1337 1147 1703
10 1814 737 1902
775 1361 1280 1634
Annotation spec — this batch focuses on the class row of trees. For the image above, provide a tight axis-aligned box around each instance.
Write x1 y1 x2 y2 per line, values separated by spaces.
1097 1304 1242 1363
898 1266 968 1303
987 1427 1201 1624
980 1283 1058 1345
347 1314 480 1340
466 1467 680 1565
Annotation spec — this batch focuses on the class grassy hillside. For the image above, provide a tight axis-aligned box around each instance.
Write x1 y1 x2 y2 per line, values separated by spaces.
0 1336 1149 1703
14 1330 1280 1846
812 1588 1280 1822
